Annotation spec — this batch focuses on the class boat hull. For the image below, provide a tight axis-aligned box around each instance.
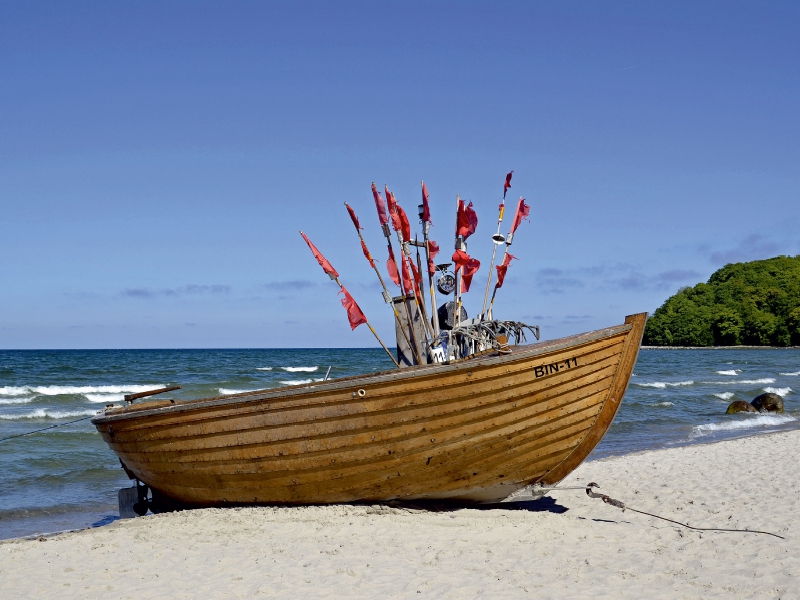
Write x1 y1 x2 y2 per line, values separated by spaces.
92 313 646 505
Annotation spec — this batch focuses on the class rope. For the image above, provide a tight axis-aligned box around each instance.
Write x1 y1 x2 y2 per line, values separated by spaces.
583 482 785 540
0 414 97 444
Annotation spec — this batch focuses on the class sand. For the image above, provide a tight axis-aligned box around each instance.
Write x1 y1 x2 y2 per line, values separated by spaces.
2 431 798 599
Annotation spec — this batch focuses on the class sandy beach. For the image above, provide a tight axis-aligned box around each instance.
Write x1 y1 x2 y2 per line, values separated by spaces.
2 430 797 599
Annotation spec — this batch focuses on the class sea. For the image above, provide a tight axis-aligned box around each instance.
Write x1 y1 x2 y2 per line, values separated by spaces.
1 347 798 540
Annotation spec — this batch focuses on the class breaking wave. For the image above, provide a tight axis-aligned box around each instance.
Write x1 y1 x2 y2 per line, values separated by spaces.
280 378 325 386
256 367 273 371
281 367 318 372
0 397 34 405
704 378 775 385
693 414 796 435
780 371 800 376
0 386 30 397
713 392 735 400
634 380 694 389
715 370 740 375
650 401 674 407
85 393 126 403
218 388 260 395
0 408 97 420
763 387 792 396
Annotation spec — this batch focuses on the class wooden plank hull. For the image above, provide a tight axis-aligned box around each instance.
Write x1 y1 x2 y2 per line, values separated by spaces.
92 313 646 505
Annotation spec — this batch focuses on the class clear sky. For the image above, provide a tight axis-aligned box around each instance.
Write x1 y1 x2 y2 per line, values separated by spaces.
1 1 798 349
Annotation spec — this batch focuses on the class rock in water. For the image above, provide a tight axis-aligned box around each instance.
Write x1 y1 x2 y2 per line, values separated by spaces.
751 393 784 413
726 400 758 414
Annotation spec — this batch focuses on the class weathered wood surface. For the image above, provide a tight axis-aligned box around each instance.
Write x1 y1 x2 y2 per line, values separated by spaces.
93 313 646 505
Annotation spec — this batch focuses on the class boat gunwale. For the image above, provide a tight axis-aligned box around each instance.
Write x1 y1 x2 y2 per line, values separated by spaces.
92 321 633 425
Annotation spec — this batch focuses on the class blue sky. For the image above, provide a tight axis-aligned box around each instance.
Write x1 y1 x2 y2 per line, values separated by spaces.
1 1 798 349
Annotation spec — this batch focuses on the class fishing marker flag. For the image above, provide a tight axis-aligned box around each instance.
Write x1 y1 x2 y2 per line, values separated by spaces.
452 249 481 293
339 286 368 330
503 171 513 199
495 253 517 289
396 203 411 242
456 199 478 240
510 197 530 234
421 181 432 224
386 245 401 286
427 240 440 275
345 203 362 230
371 183 388 226
300 231 339 279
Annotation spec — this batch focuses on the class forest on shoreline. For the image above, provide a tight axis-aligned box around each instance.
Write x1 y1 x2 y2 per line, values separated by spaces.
643 256 800 347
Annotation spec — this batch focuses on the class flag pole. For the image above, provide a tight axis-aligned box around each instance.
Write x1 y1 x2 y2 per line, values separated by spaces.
414 236 434 339
420 181 440 339
453 195 464 329
482 171 512 319
373 184 423 365
333 276 400 369
343 202 415 358
299 229 400 369
487 195 528 319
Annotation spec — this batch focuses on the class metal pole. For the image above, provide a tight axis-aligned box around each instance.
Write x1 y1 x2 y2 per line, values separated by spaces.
481 201 505 319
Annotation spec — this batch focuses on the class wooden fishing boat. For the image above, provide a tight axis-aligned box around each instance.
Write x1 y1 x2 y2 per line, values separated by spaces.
92 312 646 509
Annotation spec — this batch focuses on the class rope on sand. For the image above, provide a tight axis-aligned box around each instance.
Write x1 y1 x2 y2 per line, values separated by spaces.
582 482 785 540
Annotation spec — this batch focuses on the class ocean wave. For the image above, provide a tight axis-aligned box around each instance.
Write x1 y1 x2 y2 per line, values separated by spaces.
0 386 31 397
34 384 165 396
780 371 800 376
693 414 796 435
85 393 126 403
0 408 97 420
218 388 260 395
650 401 674 407
703 378 775 385
715 370 740 376
0 397 34 405
256 367 273 371
713 392 735 400
281 367 318 372
280 378 325 386
634 380 694 389
763 387 792 396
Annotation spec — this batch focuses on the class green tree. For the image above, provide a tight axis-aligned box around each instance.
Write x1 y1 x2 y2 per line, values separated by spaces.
644 255 800 346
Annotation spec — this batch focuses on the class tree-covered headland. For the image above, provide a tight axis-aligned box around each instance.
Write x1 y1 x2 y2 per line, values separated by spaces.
643 256 800 346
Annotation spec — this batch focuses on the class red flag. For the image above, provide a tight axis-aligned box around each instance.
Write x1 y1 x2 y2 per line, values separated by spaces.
396 203 411 242
339 286 367 330
503 171 513 199
456 199 478 240
510 197 530 234
386 245 400 286
451 249 480 291
461 257 481 293
452 248 470 271
345 203 362 230
360 240 374 268
427 240 440 275
495 253 517 289
400 255 415 296
409 258 422 299
300 231 339 279
386 187 404 234
421 181 432 224
371 183 388 226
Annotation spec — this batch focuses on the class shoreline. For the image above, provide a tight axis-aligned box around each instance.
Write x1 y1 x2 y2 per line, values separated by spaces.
2 430 797 597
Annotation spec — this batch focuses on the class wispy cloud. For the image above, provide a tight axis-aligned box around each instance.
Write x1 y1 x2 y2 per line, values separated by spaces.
122 285 231 299
262 280 317 291
535 268 586 295
709 235 785 265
